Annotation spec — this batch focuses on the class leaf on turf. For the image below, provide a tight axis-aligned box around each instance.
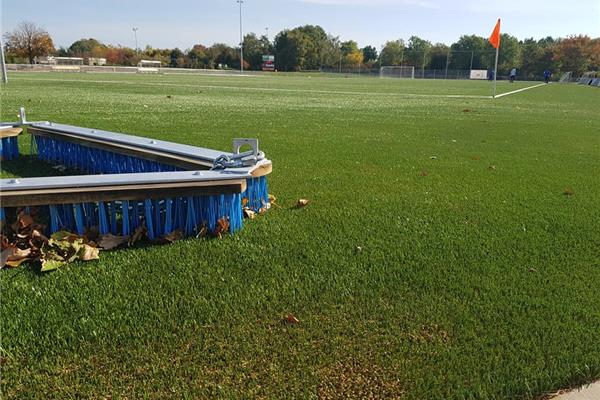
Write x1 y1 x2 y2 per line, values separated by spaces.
419 170 429 177
296 199 310 208
488 165 496 171
129 225 147 246
283 314 300 324
5 257 30 268
50 230 76 241
163 229 183 243
79 244 100 261
563 187 575 196
1 247 16 268
243 207 256 219
267 194 281 208
0 235 11 250
196 225 209 238
214 218 230 238
98 234 130 250
18 213 34 229
41 259 65 272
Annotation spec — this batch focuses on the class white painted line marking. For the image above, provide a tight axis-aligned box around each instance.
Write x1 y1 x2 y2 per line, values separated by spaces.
494 83 547 98
9 76 493 99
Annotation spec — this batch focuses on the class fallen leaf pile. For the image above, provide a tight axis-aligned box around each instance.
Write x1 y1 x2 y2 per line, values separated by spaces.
1 193 300 272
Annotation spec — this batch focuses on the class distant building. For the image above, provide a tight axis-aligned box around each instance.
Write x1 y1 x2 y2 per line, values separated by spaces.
36 56 84 65
88 57 106 66
138 60 161 68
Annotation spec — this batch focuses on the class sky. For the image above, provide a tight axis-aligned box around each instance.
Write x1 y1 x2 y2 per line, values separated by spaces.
1 0 599 50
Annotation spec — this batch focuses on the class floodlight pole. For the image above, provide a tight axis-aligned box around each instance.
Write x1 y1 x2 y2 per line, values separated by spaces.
0 36 8 84
237 0 244 74
132 27 139 54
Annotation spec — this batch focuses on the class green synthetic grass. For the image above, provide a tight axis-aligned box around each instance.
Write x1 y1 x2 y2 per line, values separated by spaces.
1 72 599 399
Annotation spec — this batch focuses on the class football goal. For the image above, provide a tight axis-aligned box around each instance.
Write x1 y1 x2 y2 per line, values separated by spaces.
380 66 415 79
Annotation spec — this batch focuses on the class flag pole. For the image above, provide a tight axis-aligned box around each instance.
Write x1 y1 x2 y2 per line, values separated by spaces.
493 45 499 98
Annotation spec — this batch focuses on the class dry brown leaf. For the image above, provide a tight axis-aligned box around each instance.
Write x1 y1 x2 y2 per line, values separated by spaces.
241 197 249 207
267 194 281 208
8 247 31 261
214 218 230 238
0 235 10 250
79 244 100 261
163 230 183 243
1 247 16 268
196 225 209 238
296 199 310 208
128 225 147 246
18 214 34 229
243 207 256 219
98 234 129 250
283 314 300 324
488 165 496 171
258 207 268 215
563 188 575 196
5 258 30 268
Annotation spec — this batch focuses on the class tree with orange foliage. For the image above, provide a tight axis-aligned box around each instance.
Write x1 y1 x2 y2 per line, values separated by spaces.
553 35 593 76
4 21 55 64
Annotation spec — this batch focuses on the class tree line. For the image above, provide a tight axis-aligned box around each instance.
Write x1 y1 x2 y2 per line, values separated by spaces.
4 21 600 78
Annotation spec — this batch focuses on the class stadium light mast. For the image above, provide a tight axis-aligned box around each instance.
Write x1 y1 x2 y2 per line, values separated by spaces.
0 36 8 84
237 0 244 73
132 27 139 54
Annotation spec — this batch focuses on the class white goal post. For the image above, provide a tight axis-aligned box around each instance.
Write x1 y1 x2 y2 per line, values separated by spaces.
380 66 415 79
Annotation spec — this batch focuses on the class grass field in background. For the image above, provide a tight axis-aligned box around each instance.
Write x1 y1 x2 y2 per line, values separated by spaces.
1 72 599 399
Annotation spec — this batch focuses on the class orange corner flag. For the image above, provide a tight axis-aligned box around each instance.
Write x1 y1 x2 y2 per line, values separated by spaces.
489 18 501 49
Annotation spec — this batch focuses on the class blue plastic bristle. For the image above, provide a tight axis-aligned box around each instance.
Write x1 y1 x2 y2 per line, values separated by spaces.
34 136 180 174
244 176 269 212
49 205 60 233
0 136 19 160
122 201 130 236
98 202 109 235
164 199 173 234
73 204 85 235
144 199 155 240
29 135 260 240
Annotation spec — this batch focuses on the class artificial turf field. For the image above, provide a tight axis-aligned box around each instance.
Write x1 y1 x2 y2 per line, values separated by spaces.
1 72 599 399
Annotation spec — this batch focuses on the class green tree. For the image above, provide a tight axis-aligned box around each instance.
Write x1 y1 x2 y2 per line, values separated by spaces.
169 48 184 67
243 33 272 70
361 45 378 63
427 43 450 69
340 40 359 56
319 34 341 69
379 39 405 66
69 38 105 57
274 25 327 71
497 33 522 74
519 38 557 79
404 36 431 69
449 35 489 70
186 44 209 69
207 43 237 69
